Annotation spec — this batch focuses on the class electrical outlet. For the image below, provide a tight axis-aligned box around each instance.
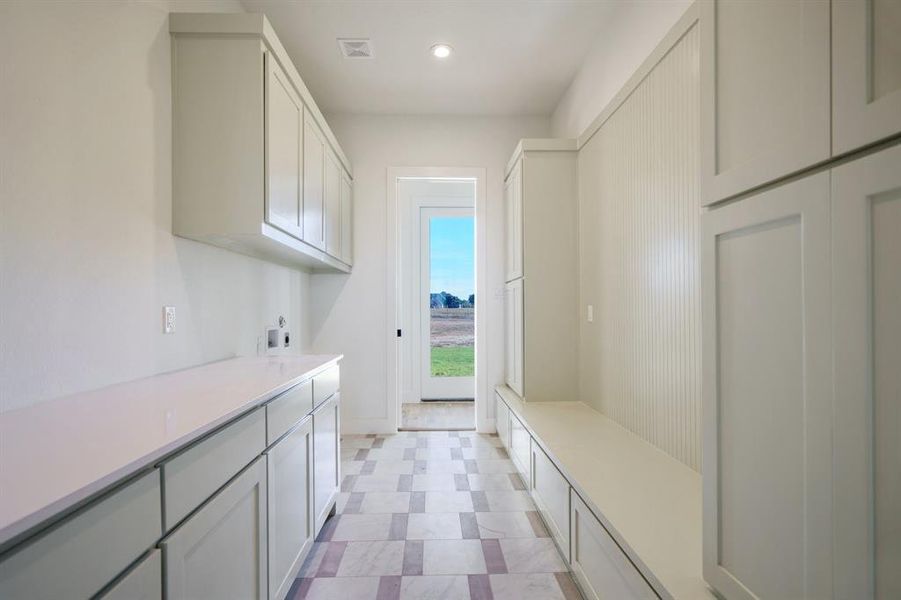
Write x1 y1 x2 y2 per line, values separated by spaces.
163 306 176 333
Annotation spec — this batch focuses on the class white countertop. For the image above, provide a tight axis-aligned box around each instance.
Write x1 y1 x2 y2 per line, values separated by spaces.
0 354 341 548
496 386 714 600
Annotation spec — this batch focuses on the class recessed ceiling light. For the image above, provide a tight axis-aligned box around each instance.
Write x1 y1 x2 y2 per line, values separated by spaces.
430 44 452 59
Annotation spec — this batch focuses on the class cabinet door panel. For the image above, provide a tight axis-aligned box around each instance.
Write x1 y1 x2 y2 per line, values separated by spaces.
505 161 523 281
504 279 524 397
340 175 353 265
266 418 313 600
302 112 325 251
324 151 341 258
509 415 530 488
531 442 570 562
98 550 161 600
701 0 830 205
832 144 901 600
161 457 267 600
833 0 901 154
701 173 832 599
313 394 339 533
495 394 510 450
265 55 302 238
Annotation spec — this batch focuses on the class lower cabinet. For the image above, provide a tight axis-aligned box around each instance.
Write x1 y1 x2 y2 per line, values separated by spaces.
570 493 656 600
98 550 162 600
266 418 314 600
161 457 268 600
530 442 570 561
495 394 510 450
509 413 531 488
313 394 340 533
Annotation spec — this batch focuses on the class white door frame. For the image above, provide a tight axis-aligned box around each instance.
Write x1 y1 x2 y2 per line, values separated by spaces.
386 167 488 432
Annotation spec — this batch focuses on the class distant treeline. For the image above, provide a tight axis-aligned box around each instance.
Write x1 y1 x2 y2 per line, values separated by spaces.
430 291 475 309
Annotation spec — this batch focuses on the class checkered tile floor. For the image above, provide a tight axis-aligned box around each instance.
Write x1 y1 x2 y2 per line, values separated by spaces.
286 431 584 600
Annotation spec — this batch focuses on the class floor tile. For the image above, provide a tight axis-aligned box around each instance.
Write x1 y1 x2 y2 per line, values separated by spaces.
488 573 566 600
415 448 453 461
359 492 412 514
461 447 506 460
412 473 457 491
399 575 470 600
421 459 466 474
372 459 415 475
554 572 584 600
296 542 328 578
304 576 381 600
424 491 474 513
366 448 411 461
342 436 376 449
341 461 363 476
342 492 365 514
402 540 424 576
336 541 405 577
315 541 348 577
332 513 394 541
498 538 568 573
483 491 535 511
468 574 493 600
376 575 402 600
422 539 487 575
407 513 463 540
473 460 517 474
354 474 403 493
475 512 536 538
468 474 514 491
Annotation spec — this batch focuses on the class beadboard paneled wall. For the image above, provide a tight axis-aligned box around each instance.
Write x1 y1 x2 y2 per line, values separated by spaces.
578 24 701 469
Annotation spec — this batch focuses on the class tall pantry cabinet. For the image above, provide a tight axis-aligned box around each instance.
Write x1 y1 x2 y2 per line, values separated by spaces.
503 140 578 402
701 2 901 599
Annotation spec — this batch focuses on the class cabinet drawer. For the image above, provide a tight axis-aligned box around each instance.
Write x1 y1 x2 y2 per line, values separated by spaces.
98 549 162 600
495 394 510 450
509 414 531 488
161 407 266 531
531 443 570 562
313 365 339 408
571 493 656 600
0 470 161 600
267 379 313 446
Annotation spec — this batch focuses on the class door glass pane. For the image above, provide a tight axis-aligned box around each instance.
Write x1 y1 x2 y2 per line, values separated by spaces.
429 216 474 377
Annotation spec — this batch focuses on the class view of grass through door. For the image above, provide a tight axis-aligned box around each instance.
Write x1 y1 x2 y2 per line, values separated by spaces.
429 216 475 377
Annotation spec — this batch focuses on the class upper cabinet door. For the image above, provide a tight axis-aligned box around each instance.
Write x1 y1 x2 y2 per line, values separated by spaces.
505 160 523 281
324 151 341 258
340 175 353 266
505 278 524 397
831 144 901 600
701 0 831 205
833 0 901 155
701 172 833 600
303 111 326 251
265 55 303 239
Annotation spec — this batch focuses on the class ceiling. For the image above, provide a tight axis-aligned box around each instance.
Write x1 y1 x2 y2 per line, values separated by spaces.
240 0 618 116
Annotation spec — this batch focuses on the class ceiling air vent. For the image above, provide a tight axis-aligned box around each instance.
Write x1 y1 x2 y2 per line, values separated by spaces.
338 38 373 59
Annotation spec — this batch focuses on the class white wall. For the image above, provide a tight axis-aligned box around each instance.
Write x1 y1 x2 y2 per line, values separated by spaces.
0 0 313 412
310 115 550 433
551 0 692 138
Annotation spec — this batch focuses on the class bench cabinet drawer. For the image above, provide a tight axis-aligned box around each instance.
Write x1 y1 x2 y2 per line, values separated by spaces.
312 365 339 408
0 470 161 600
509 413 531 488
161 407 266 531
571 493 656 600
531 443 570 562
161 457 268 600
267 379 313 445
98 549 161 600
266 417 314 600
495 394 510 450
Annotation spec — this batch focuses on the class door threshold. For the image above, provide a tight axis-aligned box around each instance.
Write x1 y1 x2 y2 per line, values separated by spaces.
420 398 474 402
398 427 476 432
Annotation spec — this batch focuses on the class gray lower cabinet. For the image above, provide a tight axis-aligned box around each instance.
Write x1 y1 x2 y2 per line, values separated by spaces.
312 393 339 533
0 470 161 600
98 549 162 600
266 418 314 600
161 457 268 600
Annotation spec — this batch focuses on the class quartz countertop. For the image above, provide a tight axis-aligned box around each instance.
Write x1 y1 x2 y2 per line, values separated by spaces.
0 354 341 549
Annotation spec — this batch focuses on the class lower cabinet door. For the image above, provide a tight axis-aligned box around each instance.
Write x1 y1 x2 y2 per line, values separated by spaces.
495 394 510 450
570 493 656 600
98 550 161 600
161 457 268 600
531 443 570 562
266 418 314 600
313 394 339 533
509 414 531 488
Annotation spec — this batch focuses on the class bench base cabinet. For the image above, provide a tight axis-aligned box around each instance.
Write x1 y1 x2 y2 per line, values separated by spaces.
571 493 657 600
509 413 531 488
161 457 268 600
98 550 162 600
495 394 510 450
531 442 570 562
313 394 340 533
266 418 314 600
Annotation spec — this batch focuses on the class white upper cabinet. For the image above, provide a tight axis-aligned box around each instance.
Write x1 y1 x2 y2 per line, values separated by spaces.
170 13 352 272
832 0 901 155
701 172 833 599
701 0 831 205
505 160 523 282
265 55 303 239
831 144 901 600
340 173 353 266
324 150 342 259
302 111 326 252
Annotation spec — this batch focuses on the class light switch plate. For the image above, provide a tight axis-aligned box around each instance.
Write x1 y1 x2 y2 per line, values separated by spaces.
163 306 176 334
